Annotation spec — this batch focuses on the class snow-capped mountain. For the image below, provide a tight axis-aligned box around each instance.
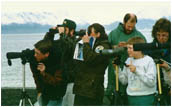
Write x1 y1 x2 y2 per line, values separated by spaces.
2 12 60 25
1 11 171 34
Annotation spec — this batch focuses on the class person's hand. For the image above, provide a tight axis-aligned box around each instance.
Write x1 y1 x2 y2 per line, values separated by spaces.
51 26 57 30
82 33 89 43
58 27 65 34
37 63 46 75
159 61 170 71
128 60 136 72
113 45 118 49
118 42 127 47
37 93 42 100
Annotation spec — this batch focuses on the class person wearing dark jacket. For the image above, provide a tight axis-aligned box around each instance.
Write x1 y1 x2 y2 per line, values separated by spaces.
43 19 77 106
147 18 171 105
30 39 67 106
73 23 111 106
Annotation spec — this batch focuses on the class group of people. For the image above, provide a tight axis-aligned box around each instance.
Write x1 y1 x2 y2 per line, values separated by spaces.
28 13 171 106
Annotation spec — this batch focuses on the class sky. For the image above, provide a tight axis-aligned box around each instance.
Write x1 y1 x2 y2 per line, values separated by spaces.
1 0 171 25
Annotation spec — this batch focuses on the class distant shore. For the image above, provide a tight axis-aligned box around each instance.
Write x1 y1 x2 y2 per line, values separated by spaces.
1 87 37 106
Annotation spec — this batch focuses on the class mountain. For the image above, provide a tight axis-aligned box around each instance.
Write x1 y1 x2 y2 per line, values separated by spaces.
1 14 171 34
2 23 52 34
1 22 91 34
1 19 156 34
136 19 156 30
104 21 120 31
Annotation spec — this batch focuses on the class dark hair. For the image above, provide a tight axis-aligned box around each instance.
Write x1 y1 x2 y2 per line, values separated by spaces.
68 27 75 32
123 13 137 23
127 36 145 45
34 39 52 54
127 37 145 54
152 18 171 42
88 23 108 40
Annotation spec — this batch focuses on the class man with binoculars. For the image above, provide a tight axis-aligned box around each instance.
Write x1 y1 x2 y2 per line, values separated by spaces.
44 19 76 40
43 19 77 106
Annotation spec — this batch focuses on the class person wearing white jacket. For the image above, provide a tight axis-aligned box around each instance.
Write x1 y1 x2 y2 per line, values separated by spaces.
118 37 157 106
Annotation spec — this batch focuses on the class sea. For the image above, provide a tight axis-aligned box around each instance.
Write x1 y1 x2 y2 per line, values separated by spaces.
1 30 153 88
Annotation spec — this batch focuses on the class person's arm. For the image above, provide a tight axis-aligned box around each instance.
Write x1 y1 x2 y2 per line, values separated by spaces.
160 61 171 71
134 59 157 87
37 92 42 100
30 64 42 93
118 65 128 85
83 41 110 66
160 61 171 86
43 27 58 41
41 69 63 86
37 63 63 86
43 26 66 41
162 68 171 86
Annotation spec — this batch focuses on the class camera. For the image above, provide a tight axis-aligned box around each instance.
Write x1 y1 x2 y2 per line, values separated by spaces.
48 25 65 34
75 29 91 37
6 49 35 66
75 29 86 37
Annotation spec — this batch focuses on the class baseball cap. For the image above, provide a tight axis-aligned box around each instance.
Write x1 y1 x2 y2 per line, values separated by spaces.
59 19 76 30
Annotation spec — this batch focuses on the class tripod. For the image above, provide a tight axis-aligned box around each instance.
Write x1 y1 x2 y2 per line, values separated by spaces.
153 64 168 106
111 65 124 106
18 59 33 106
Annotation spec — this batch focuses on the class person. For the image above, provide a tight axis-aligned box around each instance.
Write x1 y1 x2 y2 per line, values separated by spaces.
29 39 67 106
118 37 157 106
44 19 76 40
73 23 111 106
149 18 171 105
104 13 147 105
43 19 77 106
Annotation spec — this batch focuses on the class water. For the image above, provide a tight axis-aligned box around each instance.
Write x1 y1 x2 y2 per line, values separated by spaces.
2 33 44 88
1 30 153 88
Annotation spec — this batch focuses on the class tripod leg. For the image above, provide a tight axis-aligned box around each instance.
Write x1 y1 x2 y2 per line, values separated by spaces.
27 98 33 106
23 98 26 106
114 65 119 92
19 99 23 106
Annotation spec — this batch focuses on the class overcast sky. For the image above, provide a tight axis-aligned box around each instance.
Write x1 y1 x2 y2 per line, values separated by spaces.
2 0 171 25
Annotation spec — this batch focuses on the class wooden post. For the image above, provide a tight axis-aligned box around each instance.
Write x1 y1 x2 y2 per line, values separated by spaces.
156 64 162 95
114 64 119 92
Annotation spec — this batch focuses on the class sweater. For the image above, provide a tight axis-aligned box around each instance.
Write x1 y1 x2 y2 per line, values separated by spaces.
119 55 157 96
